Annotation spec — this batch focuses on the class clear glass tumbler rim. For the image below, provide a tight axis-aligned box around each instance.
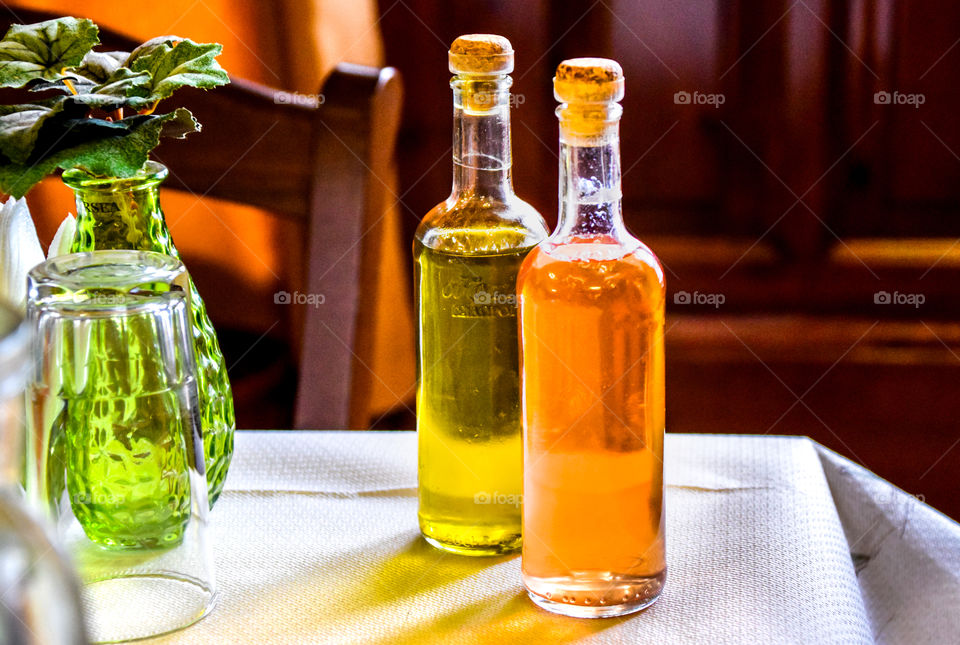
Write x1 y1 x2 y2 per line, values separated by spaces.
30 250 185 292
28 251 188 318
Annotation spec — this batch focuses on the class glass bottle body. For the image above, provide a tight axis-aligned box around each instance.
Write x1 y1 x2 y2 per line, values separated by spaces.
62 163 235 508
415 75 548 555
518 106 666 615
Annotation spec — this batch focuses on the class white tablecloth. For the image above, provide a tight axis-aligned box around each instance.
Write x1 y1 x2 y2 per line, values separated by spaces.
149 431 960 645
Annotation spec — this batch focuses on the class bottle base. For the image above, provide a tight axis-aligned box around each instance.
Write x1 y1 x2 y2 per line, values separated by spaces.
524 571 665 618
422 534 521 557
419 514 521 556
526 590 661 618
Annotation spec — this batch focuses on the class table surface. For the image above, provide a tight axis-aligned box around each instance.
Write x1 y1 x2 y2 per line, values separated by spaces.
150 431 960 645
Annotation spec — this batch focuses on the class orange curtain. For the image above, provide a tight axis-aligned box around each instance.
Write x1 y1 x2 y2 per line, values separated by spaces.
8 0 415 423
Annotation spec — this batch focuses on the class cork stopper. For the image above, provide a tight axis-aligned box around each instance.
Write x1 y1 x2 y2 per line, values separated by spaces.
554 58 624 103
449 34 514 75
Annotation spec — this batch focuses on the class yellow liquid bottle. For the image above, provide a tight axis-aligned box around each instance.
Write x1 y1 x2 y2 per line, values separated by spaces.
414 35 548 555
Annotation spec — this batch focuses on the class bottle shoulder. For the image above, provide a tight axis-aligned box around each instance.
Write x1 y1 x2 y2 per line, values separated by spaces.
518 235 666 304
415 192 549 254
530 234 662 268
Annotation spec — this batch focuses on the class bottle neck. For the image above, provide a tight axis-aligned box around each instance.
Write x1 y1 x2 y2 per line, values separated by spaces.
554 103 629 244
451 75 514 200
70 181 177 257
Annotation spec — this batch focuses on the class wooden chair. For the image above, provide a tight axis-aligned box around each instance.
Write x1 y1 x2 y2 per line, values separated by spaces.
1 10 404 429
163 68 404 430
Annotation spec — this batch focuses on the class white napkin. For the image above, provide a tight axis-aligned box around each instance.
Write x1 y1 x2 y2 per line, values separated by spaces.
818 444 960 644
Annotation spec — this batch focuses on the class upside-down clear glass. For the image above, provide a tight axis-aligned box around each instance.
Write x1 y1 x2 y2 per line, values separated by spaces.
25 251 216 643
0 301 87 645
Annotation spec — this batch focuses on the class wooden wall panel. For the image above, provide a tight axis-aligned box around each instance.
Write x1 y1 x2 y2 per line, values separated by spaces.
379 0 960 518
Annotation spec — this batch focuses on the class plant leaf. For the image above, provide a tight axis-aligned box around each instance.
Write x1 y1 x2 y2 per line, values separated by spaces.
72 50 127 83
0 18 99 88
128 38 229 104
57 92 126 109
29 50 129 96
126 35 178 65
31 69 152 109
158 107 199 138
28 109 127 163
60 68 154 109
94 68 152 97
0 108 194 198
28 75 96 94
0 99 93 164
0 104 57 163
0 21 225 196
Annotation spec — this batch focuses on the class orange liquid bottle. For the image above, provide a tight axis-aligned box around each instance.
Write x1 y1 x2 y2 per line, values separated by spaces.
518 58 666 617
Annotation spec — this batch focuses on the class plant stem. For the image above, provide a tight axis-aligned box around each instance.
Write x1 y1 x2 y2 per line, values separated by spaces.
63 78 78 95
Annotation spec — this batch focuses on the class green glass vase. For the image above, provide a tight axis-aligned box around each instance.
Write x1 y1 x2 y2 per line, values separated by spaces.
62 161 235 507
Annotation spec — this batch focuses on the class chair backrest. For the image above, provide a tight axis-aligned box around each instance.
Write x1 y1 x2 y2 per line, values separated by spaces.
1 10 403 429
158 68 402 430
